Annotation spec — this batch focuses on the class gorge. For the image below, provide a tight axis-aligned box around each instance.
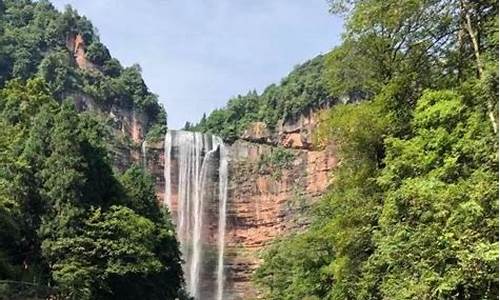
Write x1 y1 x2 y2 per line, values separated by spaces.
1 1 497 299
142 108 338 299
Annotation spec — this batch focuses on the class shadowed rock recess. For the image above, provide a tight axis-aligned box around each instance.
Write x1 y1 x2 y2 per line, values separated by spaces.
142 108 338 299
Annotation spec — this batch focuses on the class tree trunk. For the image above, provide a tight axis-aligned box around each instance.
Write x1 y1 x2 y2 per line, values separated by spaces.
462 1 497 134
464 9 483 77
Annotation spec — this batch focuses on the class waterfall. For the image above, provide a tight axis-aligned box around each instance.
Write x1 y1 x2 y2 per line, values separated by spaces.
163 130 228 300
141 140 147 167
164 132 172 209
216 140 228 300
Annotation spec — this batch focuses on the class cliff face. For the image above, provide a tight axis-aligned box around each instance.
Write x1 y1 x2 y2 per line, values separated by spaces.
241 107 327 150
224 110 337 299
66 33 150 172
66 34 99 72
62 24 335 300
144 108 338 299
68 33 149 143
63 36 337 298
73 92 149 143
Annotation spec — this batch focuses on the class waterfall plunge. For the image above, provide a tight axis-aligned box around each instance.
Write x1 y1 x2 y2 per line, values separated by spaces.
216 144 228 300
141 140 147 167
164 130 228 300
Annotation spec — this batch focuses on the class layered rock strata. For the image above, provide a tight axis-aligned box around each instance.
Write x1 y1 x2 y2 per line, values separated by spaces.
144 108 338 299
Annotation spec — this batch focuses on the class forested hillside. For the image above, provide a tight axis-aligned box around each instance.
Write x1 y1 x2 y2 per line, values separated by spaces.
0 0 498 299
0 1 185 299
0 0 166 139
191 55 334 141
252 0 499 299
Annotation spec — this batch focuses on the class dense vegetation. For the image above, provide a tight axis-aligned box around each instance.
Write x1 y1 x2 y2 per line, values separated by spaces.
252 0 499 299
0 0 166 137
191 55 333 141
1 0 498 299
0 1 185 299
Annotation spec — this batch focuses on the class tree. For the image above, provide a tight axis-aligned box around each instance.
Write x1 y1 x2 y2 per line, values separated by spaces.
0 78 55 129
38 50 76 98
0 2 185 298
256 100 388 299
256 1 498 299
0 80 57 295
86 41 111 66
326 0 498 133
0 120 23 280
119 166 162 221
194 55 332 141
37 106 184 299
43 205 183 300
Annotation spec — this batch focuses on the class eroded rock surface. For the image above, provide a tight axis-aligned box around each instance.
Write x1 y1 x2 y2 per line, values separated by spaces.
144 108 338 299
66 33 150 172
224 140 337 299
241 108 327 150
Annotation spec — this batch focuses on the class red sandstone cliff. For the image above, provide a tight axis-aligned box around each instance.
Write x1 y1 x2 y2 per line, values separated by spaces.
66 33 99 72
65 32 337 299
144 109 338 299
66 33 149 171
224 110 337 299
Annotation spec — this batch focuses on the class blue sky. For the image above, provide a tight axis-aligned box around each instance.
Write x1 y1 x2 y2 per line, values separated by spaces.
51 0 343 129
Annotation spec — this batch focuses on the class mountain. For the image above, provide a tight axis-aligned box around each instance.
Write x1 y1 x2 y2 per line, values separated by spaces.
191 54 335 142
0 0 166 144
185 1 499 299
0 1 186 299
0 0 498 300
